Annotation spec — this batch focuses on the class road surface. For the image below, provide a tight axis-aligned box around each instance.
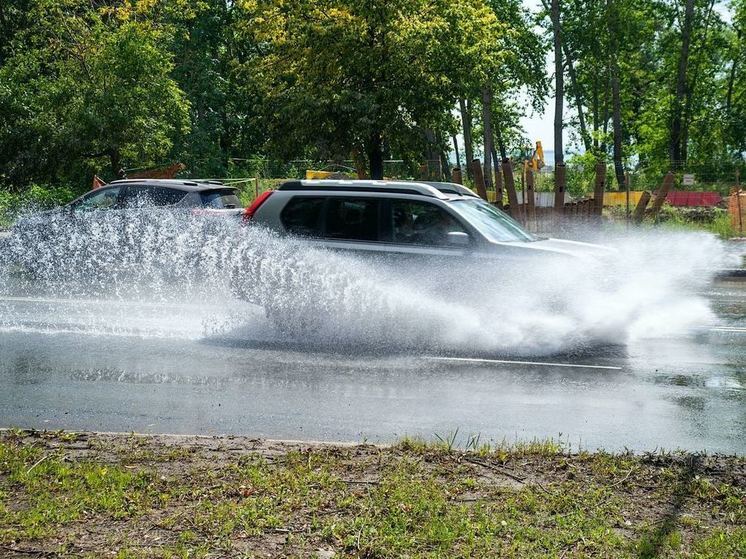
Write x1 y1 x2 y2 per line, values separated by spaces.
0 276 744 454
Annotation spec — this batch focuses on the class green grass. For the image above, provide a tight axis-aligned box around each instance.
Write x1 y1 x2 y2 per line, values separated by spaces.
1 431 744 557
655 205 739 238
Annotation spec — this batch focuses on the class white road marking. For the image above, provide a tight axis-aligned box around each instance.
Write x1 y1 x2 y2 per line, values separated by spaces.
426 356 623 371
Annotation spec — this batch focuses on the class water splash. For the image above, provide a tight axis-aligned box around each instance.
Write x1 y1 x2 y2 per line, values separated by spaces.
0 209 732 355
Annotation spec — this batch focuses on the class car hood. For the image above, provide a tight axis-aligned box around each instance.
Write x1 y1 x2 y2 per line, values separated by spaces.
528 237 614 257
485 237 615 262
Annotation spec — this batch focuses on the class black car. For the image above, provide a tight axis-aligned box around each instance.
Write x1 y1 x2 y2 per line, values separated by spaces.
67 179 243 212
5 179 244 280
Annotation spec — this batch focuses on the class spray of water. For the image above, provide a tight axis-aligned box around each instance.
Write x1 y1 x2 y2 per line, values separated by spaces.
0 208 735 355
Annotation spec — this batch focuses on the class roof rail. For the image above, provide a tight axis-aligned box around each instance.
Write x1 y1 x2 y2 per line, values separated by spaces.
422 181 479 198
278 180 448 199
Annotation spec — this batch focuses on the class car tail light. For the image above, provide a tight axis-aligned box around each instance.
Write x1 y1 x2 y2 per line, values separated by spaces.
243 190 273 222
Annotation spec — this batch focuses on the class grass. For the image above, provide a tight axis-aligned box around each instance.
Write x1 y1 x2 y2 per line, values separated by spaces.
653 205 740 239
1 430 744 557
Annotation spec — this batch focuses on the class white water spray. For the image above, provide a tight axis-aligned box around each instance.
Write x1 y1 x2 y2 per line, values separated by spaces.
0 209 734 355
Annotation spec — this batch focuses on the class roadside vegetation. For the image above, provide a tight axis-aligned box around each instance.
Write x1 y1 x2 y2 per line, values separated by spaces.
1 430 744 558
1 0 745 193
656 207 740 239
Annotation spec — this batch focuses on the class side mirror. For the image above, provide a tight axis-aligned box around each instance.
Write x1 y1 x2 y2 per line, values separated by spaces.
446 231 470 247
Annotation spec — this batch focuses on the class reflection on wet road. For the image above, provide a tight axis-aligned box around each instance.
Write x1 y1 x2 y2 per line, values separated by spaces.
0 280 744 454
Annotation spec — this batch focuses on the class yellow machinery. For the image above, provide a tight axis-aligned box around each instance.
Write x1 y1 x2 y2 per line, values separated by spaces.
529 141 545 172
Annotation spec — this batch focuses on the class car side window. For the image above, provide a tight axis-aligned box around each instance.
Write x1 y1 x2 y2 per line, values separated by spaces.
122 186 186 208
151 187 186 206
391 200 466 246
75 187 121 211
325 198 380 241
280 197 325 237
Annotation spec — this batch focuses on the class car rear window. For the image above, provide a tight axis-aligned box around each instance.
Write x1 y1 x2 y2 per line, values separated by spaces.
200 189 241 209
280 197 325 237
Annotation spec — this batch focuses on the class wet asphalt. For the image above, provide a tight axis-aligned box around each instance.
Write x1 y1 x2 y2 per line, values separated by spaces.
0 276 744 454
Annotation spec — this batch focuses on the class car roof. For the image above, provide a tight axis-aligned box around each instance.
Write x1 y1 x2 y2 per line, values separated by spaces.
278 180 476 199
108 179 235 192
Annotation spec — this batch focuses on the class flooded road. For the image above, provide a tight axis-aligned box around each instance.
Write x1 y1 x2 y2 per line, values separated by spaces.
0 278 744 454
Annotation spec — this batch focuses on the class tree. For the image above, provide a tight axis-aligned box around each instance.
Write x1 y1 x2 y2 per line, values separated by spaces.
459 98 475 177
0 0 190 187
670 0 696 167
241 0 502 179
549 0 564 165
460 0 547 182
607 0 624 188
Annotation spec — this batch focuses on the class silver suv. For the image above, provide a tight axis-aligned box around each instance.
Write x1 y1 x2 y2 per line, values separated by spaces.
243 180 606 262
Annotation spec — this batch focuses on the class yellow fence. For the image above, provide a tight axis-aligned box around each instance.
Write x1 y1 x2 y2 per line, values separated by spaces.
603 191 646 206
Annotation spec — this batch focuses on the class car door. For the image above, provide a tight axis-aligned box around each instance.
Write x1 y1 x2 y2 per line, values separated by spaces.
320 196 384 256
278 194 389 258
379 198 475 290
65 185 126 268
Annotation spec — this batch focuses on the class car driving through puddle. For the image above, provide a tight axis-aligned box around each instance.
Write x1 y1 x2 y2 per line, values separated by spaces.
243 179 608 260
234 180 612 322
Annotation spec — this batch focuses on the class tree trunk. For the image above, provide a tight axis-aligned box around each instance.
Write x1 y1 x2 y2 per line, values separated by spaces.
439 146 450 181
109 148 122 177
550 0 564 165
459 98 474 179
367 132 384 180
611 71 624 189
491 146 501 184
600 75 610 154
495 126 508 161
566 50 591 152
492 146 503 208
424 128 439 177
452 134 461 170
592 76 600 152
481 86 494 189
670 0 695 168
608 0 624 189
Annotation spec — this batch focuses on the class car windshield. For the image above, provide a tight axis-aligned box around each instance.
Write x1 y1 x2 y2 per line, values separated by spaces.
449 198 536 242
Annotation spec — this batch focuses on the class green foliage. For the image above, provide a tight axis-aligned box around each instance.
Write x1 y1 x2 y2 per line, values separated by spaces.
657 205 738 239
237 0 507 177
0 0 190 188
557 0 744 174
0 440 158 542
0 0 744 195
0 183 80 227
